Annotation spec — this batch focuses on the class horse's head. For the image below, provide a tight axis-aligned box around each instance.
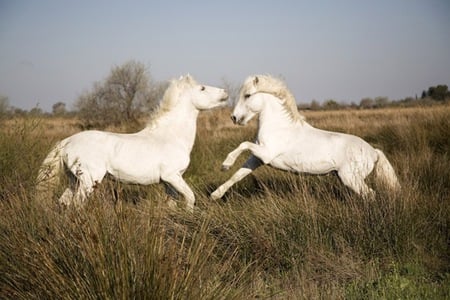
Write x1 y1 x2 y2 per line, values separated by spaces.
231 75 303 125
178 75 228 110
231 75 264 125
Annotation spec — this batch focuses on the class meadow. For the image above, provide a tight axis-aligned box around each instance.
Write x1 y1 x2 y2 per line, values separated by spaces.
0 105 449 299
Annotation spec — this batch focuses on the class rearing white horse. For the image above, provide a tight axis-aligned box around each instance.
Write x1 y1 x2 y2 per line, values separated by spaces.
37 75 228 211
211 75 400 200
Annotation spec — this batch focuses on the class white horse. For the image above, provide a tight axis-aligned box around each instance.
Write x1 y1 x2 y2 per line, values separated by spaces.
37 75 228 211
211 75 400 200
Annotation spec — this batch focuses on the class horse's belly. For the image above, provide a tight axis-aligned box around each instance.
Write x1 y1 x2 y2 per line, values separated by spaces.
108 171 160 185
107 152 190 185
107 165 161 185
271 155 336 174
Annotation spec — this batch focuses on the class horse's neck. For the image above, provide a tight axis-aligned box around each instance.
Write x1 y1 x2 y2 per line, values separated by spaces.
257 95 303 136
142 103 199 147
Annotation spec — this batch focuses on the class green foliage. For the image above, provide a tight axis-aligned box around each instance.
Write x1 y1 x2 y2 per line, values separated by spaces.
346 263 450 299
426 84 449 101
0 107 449 298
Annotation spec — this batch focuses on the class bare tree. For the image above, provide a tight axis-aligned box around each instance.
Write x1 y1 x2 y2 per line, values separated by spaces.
76 60 157 128
52 102 66 116
143 80 169 114
374 96 390 108
360 97 374 109
221 77 239 106
106 60 149 120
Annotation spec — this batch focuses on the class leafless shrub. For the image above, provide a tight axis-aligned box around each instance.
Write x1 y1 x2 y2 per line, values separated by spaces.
75 60 162 129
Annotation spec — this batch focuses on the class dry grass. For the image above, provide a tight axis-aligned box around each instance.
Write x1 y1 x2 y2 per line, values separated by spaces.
0 105 449 299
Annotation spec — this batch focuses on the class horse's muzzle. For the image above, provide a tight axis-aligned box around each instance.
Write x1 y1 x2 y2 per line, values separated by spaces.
221 92 229 101
230 114 241 125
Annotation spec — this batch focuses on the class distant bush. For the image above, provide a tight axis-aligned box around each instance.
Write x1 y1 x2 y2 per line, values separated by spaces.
423 84 449 101
322 99 341 110
51 102 67 116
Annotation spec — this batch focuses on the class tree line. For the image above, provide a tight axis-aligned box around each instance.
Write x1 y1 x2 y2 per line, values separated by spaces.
1 60 449 126
301 85 450 111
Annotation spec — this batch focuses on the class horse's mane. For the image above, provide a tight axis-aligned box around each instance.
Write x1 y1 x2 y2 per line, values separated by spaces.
242 75 305 123
147 75 197 126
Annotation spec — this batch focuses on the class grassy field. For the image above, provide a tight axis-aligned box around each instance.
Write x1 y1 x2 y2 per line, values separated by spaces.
0 105 449 299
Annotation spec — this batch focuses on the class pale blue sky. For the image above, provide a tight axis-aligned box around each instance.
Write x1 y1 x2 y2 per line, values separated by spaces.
1 0 449 111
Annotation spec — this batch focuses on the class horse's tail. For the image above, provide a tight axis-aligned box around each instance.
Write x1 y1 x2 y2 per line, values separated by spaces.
374 149 401 191
36 142 64 199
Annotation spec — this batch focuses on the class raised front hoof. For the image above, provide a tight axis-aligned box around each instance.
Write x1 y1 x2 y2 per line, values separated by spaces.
221 165 231 171
210 190 223 201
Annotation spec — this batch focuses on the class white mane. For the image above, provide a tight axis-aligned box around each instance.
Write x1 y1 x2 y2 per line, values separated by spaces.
241 75 305 123
147 75 198 126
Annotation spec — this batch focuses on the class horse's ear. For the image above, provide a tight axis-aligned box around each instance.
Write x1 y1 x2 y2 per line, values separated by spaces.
180 74 194 85
253 76 259 86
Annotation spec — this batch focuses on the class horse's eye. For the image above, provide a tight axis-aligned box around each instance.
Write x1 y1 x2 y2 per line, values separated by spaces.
244 94 251 99
201 86 205 91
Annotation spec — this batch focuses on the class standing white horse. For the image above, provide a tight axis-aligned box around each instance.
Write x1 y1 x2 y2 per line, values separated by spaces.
37 75 228 211
211 75 400 200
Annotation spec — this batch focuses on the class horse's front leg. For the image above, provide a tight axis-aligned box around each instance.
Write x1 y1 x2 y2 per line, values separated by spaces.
211 155 263 200
162 173 195 212
222 141 273 170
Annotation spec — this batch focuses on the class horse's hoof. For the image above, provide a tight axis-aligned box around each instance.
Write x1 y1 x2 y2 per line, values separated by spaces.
210 191 221 200
221 165 230 171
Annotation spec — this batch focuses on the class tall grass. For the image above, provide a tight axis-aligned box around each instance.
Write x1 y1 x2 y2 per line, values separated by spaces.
1 106 449 299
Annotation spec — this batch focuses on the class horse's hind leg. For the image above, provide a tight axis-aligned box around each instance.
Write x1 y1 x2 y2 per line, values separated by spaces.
73 171 106 206
58 171 77 206
164 182 179 199
337 170 375 198
59 187 75 206
163 182 179 208
63 164 106 207
58 179 92 207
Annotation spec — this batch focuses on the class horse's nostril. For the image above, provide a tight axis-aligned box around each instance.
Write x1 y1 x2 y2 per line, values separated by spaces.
231 115 237 124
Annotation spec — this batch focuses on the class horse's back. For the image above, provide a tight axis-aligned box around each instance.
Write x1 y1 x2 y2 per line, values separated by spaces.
268 126 377 174
62 130 113 154
60 130 117 168
63 129 190 184
311 128 378 175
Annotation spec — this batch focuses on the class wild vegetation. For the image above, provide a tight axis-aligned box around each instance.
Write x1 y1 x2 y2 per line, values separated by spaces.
0 105 449 299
